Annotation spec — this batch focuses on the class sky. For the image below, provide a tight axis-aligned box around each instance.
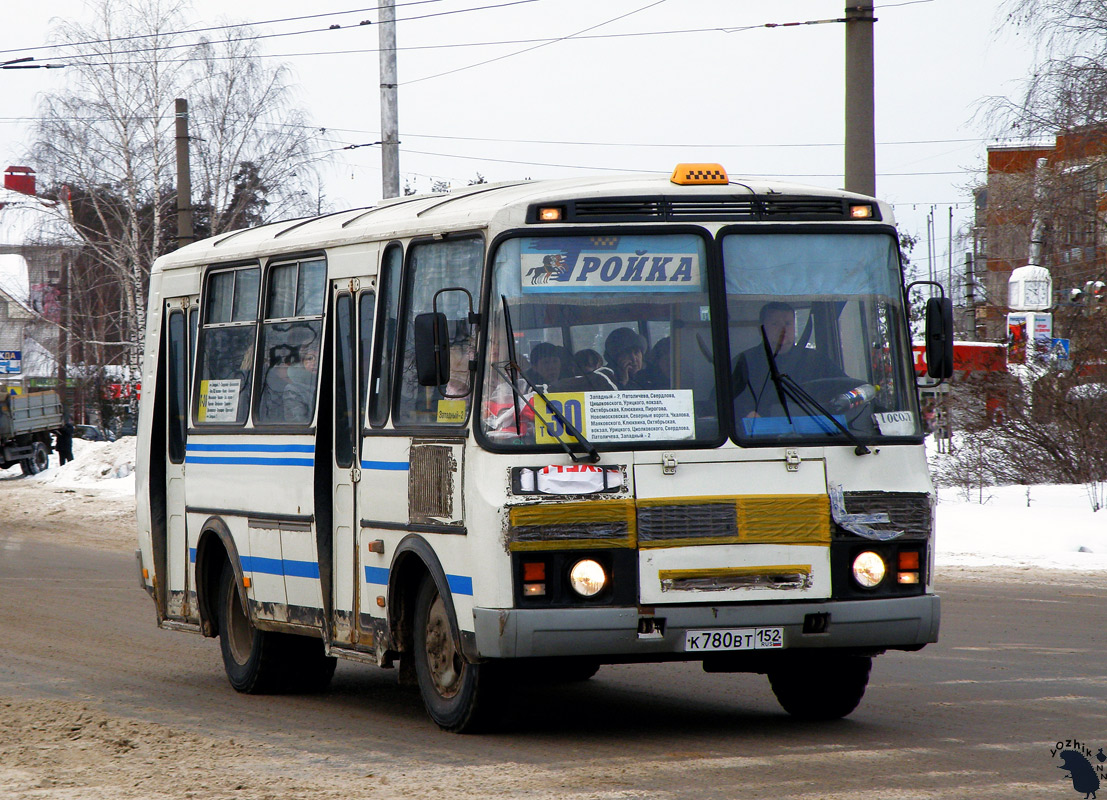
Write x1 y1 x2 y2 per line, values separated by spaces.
0 0 1039 279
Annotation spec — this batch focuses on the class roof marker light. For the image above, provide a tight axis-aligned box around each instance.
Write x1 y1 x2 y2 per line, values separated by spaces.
850 204 874 219
537 206 564 222
670 163 729 186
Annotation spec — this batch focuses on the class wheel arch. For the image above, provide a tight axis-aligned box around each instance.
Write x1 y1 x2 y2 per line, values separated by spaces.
388 534 475 662
195 516 245 638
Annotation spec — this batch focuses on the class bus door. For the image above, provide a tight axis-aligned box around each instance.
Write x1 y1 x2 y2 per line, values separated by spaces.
164 297 195 620
331 285 360 644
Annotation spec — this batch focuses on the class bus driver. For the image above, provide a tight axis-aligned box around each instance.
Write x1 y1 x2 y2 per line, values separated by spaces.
732 301 849 419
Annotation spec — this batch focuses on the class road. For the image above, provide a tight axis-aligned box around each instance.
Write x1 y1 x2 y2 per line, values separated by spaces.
1 532 1105 799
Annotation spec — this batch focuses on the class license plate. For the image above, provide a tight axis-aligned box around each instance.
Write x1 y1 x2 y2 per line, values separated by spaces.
684 627 784 652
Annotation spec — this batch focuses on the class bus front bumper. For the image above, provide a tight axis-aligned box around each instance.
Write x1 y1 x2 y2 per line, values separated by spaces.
472 594 939 660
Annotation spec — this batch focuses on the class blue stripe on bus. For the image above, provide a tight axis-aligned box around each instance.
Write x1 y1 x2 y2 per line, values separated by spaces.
186 456 314 466
186 442 314 467
240 556 320 579
186 443 315 453
360 459 409 471
188 549 320 579
362 566 473 596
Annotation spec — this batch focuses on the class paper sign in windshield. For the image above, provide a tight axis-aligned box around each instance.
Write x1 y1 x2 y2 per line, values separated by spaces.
520 235 703 294
535 389 696 444
198 379 241 422
873 411 916 436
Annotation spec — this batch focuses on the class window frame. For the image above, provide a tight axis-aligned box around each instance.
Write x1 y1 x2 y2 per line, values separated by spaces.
193 262 262 428
390 233 485 431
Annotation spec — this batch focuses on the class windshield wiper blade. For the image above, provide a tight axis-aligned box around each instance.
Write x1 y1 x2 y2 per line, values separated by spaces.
758 326 870 456
498 295 600 464
775 374 871 456
760 325 792 423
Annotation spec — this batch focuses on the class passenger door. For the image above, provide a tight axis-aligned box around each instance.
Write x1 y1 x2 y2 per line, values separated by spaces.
164 299 192 619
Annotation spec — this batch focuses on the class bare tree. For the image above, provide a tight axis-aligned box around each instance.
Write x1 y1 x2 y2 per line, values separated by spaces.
29 0 324 390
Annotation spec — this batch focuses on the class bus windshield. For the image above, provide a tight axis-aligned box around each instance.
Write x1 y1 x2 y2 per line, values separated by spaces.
481 233 721 448
722 230 922 444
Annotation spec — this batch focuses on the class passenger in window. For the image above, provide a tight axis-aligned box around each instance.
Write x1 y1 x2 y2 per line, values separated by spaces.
596 327 647 390
732 302 848 418
284 345 319 423
526 342 562 391
259 344 316 424
573 348 602 375
637 337 671 390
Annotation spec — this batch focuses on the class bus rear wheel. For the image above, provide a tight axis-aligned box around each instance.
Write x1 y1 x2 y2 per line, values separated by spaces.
216 562 336 694
768 654 872 720
413 576 496 732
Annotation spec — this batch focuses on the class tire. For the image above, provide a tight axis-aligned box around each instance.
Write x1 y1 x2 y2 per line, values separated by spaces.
413 576 496 732
216 562 336 694
21 442 48 476
768 655 872 720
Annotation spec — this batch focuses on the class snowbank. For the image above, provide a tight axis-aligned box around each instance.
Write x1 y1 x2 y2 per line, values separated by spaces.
0 436 136 498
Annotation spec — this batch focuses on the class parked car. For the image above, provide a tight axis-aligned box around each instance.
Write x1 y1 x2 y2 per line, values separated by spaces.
74 424 115 442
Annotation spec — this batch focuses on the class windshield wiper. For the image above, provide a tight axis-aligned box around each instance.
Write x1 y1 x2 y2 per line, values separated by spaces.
759 326 871 456
498 295 600 464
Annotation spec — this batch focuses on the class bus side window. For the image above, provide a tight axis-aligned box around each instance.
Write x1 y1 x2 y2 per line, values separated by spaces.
393 237 483 427
167 310 188 462
359 290 376 425
195 266 259 425
255 259 326 426
368 244 402 428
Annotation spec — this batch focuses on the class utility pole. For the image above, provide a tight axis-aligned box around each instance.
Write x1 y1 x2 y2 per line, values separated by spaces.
175 98 195 248
844 1 876 196
379 0 400 198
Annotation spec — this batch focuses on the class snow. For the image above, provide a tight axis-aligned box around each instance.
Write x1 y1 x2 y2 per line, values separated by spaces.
1 435 1104 574
0 436 136 498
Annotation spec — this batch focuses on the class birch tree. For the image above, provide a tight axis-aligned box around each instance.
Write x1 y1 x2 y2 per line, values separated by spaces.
30 0 323 385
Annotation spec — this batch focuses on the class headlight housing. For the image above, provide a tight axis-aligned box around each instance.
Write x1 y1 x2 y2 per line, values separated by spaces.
568 559 607 597
852 551 887 588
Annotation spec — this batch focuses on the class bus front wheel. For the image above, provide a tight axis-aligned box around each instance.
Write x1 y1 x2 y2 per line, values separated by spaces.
413 576 496 732
768 655 872 720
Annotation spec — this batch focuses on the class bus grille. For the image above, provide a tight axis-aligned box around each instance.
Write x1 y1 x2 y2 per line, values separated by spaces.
838 491 931 539
637 502 738 543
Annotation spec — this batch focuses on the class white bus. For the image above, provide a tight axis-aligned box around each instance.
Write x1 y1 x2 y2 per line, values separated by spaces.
135 164 952 732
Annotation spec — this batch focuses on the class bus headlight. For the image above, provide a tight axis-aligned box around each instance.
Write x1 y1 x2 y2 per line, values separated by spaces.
852 551 886 588
569 559 607 597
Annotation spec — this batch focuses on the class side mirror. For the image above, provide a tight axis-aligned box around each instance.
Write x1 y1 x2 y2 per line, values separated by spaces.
414 312 450 386
924 296 954 380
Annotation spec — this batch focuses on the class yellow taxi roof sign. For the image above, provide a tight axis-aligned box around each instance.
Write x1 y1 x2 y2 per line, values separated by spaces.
670 163 729 186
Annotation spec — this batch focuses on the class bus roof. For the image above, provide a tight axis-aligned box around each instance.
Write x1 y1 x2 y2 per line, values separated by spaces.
152 172 893 273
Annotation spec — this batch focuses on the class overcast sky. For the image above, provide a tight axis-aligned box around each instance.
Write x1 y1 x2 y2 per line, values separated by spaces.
1 1 1037 276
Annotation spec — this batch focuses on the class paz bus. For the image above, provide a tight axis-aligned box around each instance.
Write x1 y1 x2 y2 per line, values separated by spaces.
135 164 953 732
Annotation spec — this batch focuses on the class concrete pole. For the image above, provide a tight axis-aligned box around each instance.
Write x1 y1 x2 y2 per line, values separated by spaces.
844 1 876 196
379 0 400 198
174 98 195 247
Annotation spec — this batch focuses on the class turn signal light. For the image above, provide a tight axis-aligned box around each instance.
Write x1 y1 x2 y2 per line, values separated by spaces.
523 561 547 596
897 550 920 584
898 551 920 570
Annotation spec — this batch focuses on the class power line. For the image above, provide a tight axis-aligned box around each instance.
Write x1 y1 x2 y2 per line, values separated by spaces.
403 0 667 85
0 0 447 58
4 1 540 64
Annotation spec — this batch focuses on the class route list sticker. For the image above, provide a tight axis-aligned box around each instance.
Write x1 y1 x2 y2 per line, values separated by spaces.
536 389 696 444
198 379 241 422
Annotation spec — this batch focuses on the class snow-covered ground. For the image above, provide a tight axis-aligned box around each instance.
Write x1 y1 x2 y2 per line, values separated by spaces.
2 436 1104 572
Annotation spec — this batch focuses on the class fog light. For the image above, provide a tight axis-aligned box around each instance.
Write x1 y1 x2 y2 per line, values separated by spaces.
852 551 886 588
569 559 607 597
